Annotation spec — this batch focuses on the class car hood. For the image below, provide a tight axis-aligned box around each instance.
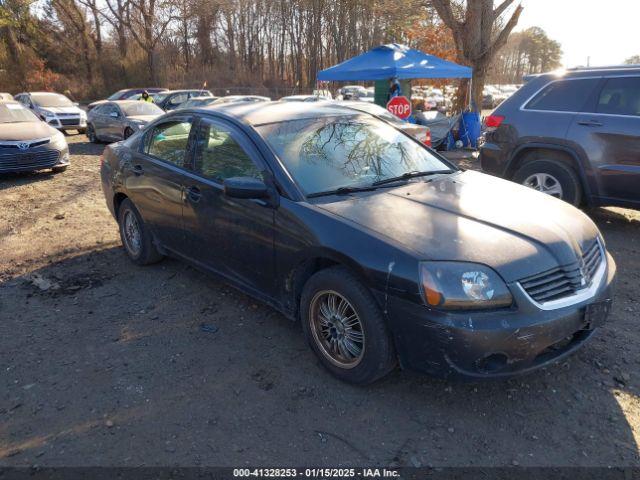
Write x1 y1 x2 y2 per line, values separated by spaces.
39 106 82 115
127 114 160 123
315 170 600 282
0 121 55 141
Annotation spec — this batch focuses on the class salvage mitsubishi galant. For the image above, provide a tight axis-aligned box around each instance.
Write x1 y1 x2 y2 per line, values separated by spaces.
100 102 616 384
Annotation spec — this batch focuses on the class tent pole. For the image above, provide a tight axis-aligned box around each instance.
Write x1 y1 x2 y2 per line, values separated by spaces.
468 77 472 112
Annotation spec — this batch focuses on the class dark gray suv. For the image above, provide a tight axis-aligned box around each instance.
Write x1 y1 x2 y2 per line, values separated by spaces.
480 66 640 209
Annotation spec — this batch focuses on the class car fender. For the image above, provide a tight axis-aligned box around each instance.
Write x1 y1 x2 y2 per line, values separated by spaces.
507 141 595 204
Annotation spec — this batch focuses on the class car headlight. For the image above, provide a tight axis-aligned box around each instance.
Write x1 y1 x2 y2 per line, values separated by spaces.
41 110 56 118
419 262 513 310
51 131 67 147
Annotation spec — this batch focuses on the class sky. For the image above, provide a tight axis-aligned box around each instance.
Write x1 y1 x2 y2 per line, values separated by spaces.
513 0 639 67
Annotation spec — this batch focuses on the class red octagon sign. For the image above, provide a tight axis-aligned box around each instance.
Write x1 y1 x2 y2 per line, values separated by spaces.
386 95 412 119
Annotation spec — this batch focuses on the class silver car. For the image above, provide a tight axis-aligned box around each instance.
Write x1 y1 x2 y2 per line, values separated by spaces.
86 100 164 143
14 92 87 133
177 95 220 109
0 100 70 174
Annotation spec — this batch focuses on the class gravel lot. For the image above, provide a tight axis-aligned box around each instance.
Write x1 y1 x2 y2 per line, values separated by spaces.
1 135 639 467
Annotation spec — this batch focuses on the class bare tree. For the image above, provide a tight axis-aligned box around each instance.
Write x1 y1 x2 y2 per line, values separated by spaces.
431 0 523 108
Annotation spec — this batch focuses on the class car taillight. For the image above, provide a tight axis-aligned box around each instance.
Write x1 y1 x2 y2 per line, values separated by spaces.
99 153 104 167
485 115 505 128
423 129 432 147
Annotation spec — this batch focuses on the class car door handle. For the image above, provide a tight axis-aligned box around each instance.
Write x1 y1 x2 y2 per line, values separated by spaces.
186 186 202 203
577 119 603 127
132 164 144 176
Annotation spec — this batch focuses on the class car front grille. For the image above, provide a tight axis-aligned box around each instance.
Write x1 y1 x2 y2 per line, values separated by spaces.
0 139 50 149
59 117 81 126
0 149 60 172
519 239 603 304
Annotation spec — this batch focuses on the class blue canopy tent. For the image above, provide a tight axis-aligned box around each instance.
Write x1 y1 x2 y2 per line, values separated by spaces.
317 43 472 81
317 43 479 148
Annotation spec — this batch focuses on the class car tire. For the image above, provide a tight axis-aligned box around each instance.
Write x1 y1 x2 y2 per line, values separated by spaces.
123 127 134 139
117 198 164 266
52 166 67 173
77 128 86 134
87 124 99 143
513 157 582 206
300 266 396 384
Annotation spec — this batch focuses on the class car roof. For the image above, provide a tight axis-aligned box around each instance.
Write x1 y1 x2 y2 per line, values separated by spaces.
188 96 217 101
0 99 20 105
111 100 152 106
526 65 640 83
164 89 209 94
196 101 360 126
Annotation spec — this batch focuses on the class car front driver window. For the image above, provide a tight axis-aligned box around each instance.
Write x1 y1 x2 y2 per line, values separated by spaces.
145 120 193 168
193 121 261 182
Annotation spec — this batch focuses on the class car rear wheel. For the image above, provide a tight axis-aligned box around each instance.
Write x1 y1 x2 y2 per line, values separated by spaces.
117 199 164 265
513 158 582 206
123 127 134 139
87 124 99 143
300 266 396 384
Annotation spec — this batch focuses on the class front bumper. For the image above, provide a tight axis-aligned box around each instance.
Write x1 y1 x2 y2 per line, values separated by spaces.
0 145 68 173
478 140 510 177
385 252 616 380
44 116 87 131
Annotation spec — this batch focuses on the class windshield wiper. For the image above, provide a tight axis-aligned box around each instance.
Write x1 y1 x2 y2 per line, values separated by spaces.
372 169 453 187
307 185 378 198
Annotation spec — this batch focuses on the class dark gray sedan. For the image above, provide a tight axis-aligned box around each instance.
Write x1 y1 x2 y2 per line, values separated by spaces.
87 101 164 143
100 102 616 384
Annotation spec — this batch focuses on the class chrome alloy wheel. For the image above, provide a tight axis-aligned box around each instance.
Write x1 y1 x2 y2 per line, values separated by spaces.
523 172 563 198
309 290 365 368
122 210 142 256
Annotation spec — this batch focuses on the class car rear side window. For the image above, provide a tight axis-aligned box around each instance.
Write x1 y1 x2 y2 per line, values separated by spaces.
596 77 640 116
192 120 261 182
145 120 192 168
525 78 600 112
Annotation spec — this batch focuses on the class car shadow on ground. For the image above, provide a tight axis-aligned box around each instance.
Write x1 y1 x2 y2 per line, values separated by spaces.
0 170 58 190
1 246 638 467
67 137 105 157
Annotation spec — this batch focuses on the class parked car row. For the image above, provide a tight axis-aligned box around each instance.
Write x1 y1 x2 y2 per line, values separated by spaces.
482 84 522 109
0 76 625 384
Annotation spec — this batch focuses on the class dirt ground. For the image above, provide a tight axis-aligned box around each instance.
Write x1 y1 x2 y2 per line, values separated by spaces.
1 135 639 468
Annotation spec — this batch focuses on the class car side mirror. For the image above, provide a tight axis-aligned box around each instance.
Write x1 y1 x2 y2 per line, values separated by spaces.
223 177 269 200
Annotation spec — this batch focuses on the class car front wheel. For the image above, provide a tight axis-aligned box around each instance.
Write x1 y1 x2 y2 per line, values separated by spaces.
117 198 164 265
87 124 99 143
124 127 134 139
300 266 396 384
513 158 582 206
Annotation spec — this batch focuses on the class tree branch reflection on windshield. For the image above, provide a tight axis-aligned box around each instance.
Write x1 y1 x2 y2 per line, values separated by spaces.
257 114 452 196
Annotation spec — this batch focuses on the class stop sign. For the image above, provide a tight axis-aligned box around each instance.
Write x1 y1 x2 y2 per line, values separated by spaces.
386 96 412 119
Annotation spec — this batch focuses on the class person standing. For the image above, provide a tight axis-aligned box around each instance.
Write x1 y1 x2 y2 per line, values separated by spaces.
140 91 154 103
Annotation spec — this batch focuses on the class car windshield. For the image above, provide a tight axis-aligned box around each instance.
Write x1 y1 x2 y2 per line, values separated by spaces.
257 114 453 196
153 93 168 103
0 103 39 123
31 93 73 107
121 102 163 116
